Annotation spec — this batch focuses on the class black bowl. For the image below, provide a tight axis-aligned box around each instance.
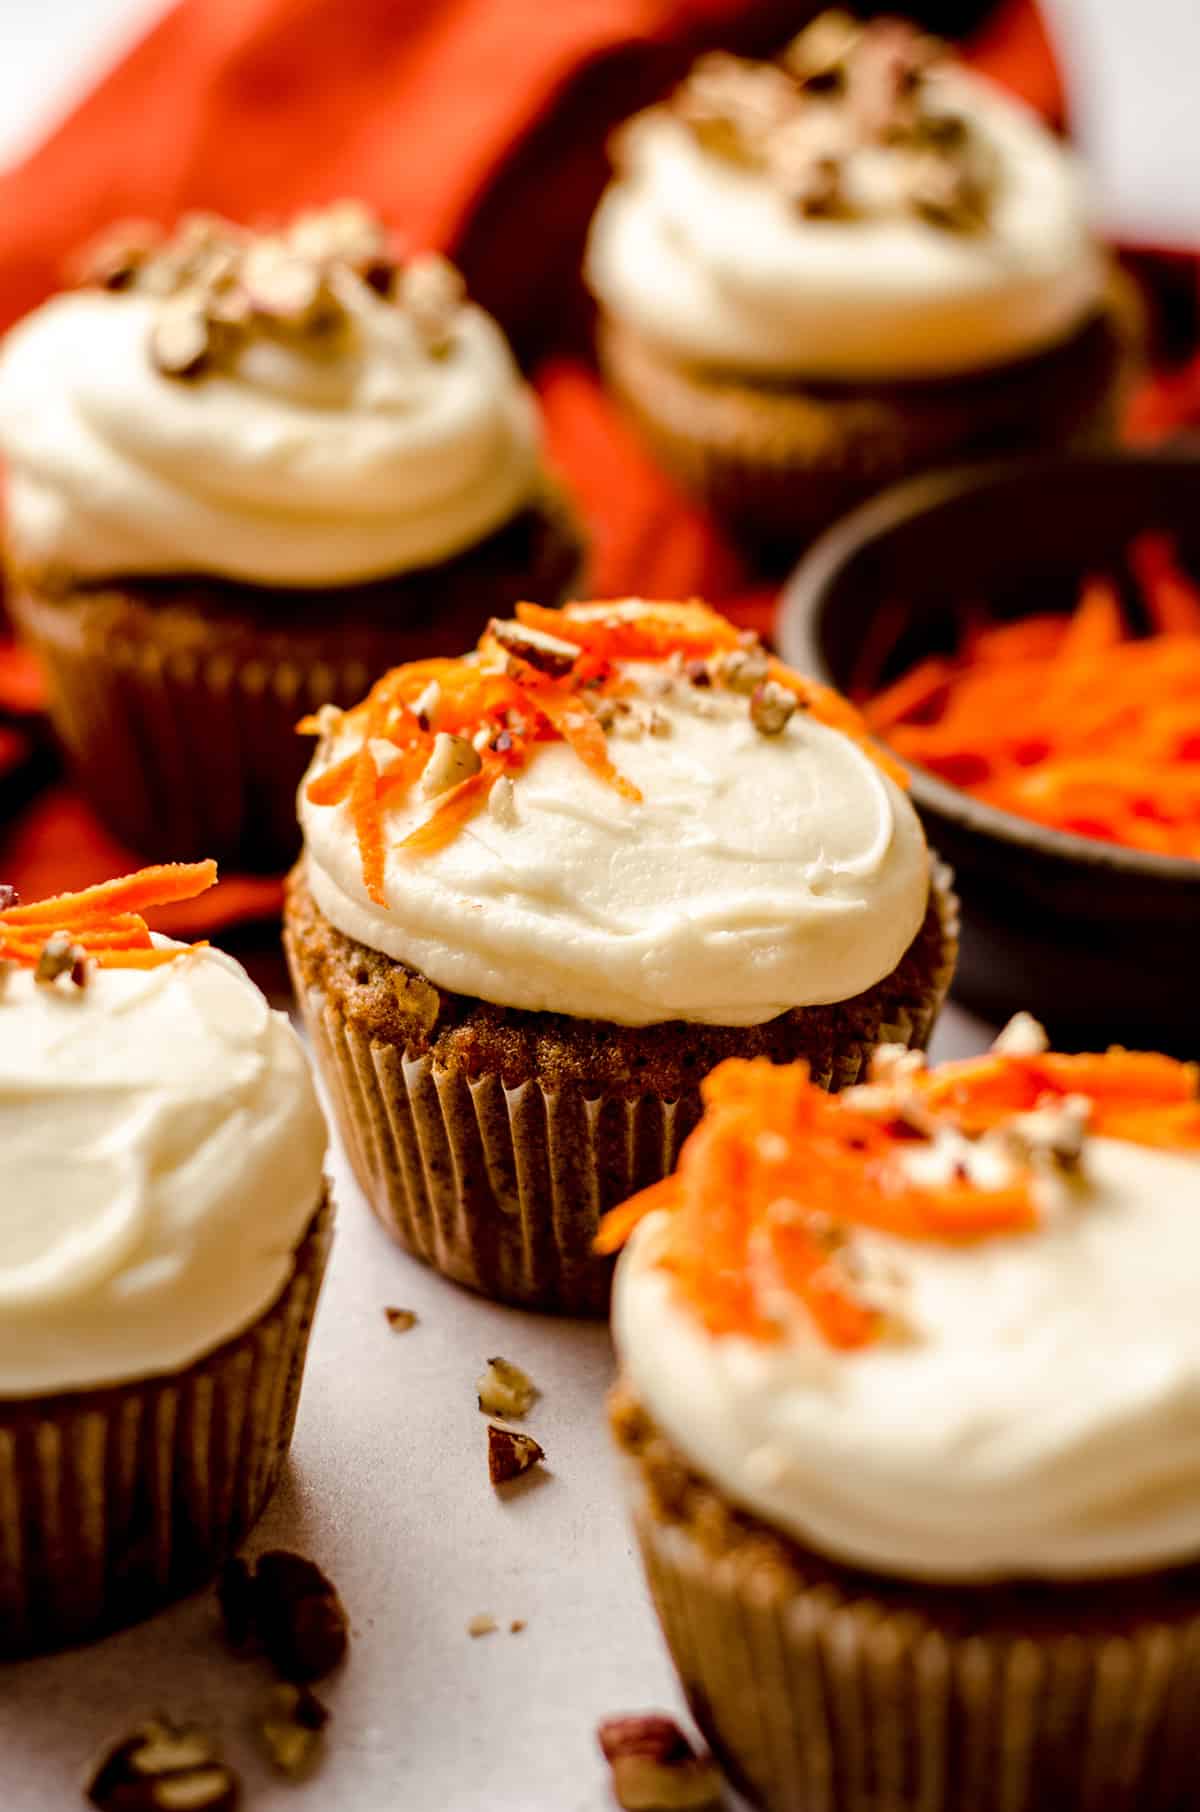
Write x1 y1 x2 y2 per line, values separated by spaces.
779 451 1200 1054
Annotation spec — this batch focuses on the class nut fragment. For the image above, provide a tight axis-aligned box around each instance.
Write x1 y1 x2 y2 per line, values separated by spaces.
384 1306 418 1332
150 296 211 378
259 1683 329 1779
783 10 861 92
75 219 163 291
399 252 465 355
35 929 89 987
715 644 770 694
0 884 19 911
218 1550 348 1683
421 731 482 798
597 1715 724 1811
991 1011 1050 1057
487 1424 546 1487
749 679 798 736
477 1355 538 1420
467 1613 498 1638
488 617 580 678
85 1719 238 1812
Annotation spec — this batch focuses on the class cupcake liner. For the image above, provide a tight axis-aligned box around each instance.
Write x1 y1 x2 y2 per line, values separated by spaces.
617 1395 1200 1812
0 1192 332 1659
288 872 957 1316
598 279 1139 552
8 488 586 871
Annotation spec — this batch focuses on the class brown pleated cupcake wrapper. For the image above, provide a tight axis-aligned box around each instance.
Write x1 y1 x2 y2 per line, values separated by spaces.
626 1462 1200 1812
0 1193 332 1659
598 295 1136 552
294 871 956 1316
10 586 376 870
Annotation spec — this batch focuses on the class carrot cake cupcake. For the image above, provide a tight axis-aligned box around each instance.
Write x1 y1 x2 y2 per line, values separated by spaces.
0 204 583 867
585 12 1136 549
0 864 330 1656
606 1021 1200 1812
285 599 956 1314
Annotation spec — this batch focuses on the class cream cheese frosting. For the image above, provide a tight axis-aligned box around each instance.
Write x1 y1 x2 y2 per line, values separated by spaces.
299 648 930 1027
0 250 542 587
615 1134 1200 1582
586 66 1104 382
0 945 327 1397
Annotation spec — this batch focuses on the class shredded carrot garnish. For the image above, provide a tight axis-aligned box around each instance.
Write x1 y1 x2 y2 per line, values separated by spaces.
0 863 218 972
863 536 1200 860
596 1043 1200 1350
300 599 900 898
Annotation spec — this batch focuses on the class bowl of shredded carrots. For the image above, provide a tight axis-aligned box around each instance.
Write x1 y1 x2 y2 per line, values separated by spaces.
779 451 1200 1050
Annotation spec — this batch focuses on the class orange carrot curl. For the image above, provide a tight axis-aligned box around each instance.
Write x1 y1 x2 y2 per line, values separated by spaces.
299 600 901 901
0 861 218 976
864 534 1200 859
595 1043 1200 1351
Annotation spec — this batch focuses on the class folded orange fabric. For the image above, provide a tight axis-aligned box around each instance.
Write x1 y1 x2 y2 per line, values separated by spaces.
0 0 1060 926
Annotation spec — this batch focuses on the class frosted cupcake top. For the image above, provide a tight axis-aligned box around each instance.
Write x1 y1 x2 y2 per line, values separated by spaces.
297 600 931 1026
608 1020 1200 1582
0 865 327 1396
586 12 1104 381
0 204 542 587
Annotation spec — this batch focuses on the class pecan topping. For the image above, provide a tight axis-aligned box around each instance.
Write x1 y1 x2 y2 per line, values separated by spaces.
0 885 19 912
488 616 580 678
150 296 212 378
259 1683 329 1779
467 1612 498 1638
597 1715 725 1810
85 1719 237 1812
384 1305 418 1332
35 929 90 988
715 644 770 695
487 1424 546 1487
991 1011 1050 1057
421 731 482 798
477 1355 538 1420
749 679 798 736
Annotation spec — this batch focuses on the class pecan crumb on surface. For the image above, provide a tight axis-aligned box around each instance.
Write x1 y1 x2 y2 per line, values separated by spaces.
85 1718 238 1812
749 679 798 736
259 1683 330 1779
509 1619 526 1634
383 1306 418 1332
218 1550 348 1684
487 1423 546 1487
476 1355 538 1420
597 1715 725 1811
467 1613 498 1638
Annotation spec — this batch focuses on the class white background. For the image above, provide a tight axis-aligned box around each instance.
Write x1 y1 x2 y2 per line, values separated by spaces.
0 2 1193 1808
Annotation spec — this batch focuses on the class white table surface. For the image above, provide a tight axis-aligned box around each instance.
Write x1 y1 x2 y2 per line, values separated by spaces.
0 1003 992 1812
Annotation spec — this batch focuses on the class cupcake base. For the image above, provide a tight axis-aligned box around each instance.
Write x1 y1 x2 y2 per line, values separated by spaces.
612 1384 1200 1812
598 280 1139 554
284 862 957 1315
8 490 584 870
0 1191 332 1660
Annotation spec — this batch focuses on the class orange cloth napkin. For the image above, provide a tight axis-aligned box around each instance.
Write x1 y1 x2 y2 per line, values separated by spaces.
0 0 1063 926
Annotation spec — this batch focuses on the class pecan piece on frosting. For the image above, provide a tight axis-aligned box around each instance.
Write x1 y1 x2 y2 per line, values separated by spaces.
421 731 482 798
35 929 90 989
149 295 212 379
488 617 580 679
749 679 798 737
598 1715 725 1810
782 9 861 94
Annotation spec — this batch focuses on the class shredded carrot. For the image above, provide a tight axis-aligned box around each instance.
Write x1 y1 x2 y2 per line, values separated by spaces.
0 864 219 973
299 599 896 896
864 537 1200 859
595 1043 1200 1350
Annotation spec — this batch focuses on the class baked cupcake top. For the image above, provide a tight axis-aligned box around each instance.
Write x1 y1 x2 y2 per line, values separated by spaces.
607 1018 1200 1582
585 11 1103 381
0 204 542 588
297 599 930 1026
0 865 327 1397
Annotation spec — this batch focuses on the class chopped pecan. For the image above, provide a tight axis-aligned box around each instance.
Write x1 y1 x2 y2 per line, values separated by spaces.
0 884 19 911
487 1424 546 1487
467 1613 498 1638
782 10 861 93
399 252 465 356
421 731 482 798
749 680 798 736
241 241 329 325
715 645 770 695
149 296 212 378
219 1550 348 1684
488 617 580 678
384 1305 418 1332
477 1356 538 1420
35 929 88 987
597 1716 724 1810
85 1719 238 1812
991 1011 1049 1057
259 1683 329 1779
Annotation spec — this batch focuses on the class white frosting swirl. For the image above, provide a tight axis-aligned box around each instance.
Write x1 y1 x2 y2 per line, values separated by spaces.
0 286 542 586
299 650 930 1026
586 67 1104 380
615 1136 1200 1582
0 946 327 1397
